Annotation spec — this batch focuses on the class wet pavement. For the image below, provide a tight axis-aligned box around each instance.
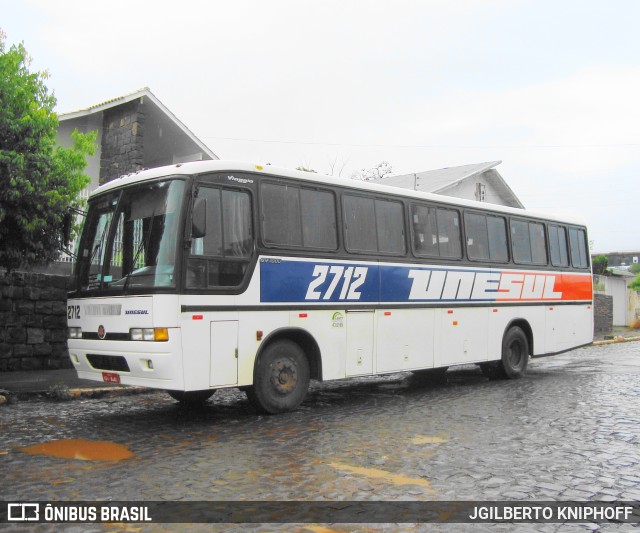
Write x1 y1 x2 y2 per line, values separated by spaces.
0 341 639 532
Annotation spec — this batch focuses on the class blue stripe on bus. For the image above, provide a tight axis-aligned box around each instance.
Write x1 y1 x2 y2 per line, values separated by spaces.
259 259 498 303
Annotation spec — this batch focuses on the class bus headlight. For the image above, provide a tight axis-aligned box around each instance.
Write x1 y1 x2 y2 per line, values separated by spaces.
130 328 169 342
68 327 82 339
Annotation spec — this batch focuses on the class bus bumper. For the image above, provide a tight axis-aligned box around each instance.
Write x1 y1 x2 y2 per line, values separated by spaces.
67 329 185 390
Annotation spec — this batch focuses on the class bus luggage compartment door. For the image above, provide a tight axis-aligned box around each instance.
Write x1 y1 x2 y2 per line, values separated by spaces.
346 310 374 377
210 321 238 387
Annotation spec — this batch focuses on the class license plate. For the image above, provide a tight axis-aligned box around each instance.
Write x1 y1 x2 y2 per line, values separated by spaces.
102 372 121 384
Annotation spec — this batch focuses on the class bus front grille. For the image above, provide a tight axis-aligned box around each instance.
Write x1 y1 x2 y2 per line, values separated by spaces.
86 355 130 372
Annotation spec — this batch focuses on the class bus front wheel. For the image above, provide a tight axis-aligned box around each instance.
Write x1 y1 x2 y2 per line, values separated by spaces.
247 340 310 414
166 389 215 405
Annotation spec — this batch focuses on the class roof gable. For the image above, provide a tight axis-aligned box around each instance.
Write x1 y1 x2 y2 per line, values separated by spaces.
59 87 217 160
375 161 524 209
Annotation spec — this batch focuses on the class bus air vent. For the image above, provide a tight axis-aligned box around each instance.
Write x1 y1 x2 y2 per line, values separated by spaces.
86 355 130 372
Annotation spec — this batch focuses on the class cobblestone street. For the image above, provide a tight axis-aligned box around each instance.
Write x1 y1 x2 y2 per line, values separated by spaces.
1 342 639 532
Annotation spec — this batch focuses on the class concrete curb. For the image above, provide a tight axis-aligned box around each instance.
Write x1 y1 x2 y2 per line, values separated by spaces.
592 336 640 346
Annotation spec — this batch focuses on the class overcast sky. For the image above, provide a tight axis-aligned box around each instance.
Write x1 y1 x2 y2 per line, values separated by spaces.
3 0 639 253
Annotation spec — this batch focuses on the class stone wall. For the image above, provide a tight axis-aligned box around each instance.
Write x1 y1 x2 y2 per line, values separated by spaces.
593 292 613 336
99 99 145 184
0 272 70 371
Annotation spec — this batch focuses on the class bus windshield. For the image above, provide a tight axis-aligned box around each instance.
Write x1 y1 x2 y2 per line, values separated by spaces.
74 179 186 293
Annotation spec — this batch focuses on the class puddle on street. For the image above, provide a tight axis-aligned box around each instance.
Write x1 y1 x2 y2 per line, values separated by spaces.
19 439 133 462
410 436 448 444
328 461 434 492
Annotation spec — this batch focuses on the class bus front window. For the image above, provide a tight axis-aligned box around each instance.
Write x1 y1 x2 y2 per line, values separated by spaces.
76 179 186 293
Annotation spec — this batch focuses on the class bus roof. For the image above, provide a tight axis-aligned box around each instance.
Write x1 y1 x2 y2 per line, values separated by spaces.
91 160 586 226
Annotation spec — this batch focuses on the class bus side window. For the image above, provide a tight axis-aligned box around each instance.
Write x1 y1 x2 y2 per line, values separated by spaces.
465 212 507 263
375 199 405 255
262 183 302 247
343 195 377 253
412 205 439 257
487 215 508 263
569 227 589 269
549 225 569 267
412 205 462 259
343 195 405 255
437 208 462 259
465 213 489 261
300 188 338 250
512 220 547 265
188 187 253 289
261 183 338 251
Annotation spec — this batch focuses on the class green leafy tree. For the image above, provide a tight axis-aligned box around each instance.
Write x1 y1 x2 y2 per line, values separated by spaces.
0 33 96 272
630 273 640 291
592 255 609 276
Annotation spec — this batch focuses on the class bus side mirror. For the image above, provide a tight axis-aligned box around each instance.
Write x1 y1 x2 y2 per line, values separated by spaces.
62 211 73 247
192 198 207 238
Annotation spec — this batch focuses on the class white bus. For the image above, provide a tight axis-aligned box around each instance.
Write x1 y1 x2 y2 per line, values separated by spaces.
67 161 593 413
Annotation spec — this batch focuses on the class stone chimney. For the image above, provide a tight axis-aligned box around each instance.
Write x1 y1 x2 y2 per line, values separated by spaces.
99 98 145 184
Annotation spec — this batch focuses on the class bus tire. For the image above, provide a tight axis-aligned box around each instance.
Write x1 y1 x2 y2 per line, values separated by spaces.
166 389 215 404
248 340 310 414
499 326 529 379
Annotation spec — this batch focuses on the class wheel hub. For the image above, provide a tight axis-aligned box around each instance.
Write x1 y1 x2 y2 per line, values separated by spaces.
270 357 298 395
508 342 523 366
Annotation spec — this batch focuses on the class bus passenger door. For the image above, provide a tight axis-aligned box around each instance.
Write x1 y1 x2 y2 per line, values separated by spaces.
346 310 374 376
210 321 238 386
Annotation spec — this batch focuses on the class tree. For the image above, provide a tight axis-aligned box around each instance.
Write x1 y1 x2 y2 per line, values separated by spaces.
296 166 317 173
326 154 349 177
0 33 96 272
351 161 393 181
592 255 609 276
630 273 640 291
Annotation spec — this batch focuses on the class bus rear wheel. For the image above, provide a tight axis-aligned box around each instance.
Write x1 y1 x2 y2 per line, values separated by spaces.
482 326 529 379
480 326 529 379
247 340 310 414
501 326 529 378
166 389 215 405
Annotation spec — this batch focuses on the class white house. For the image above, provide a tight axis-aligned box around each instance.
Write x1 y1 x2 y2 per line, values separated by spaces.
56 87 218 191
373 161 524 209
